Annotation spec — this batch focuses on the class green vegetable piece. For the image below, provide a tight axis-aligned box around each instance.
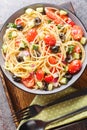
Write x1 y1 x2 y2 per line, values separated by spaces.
73 53 80 59
80 37 87 45
2 45 7 53
37 81 43 89
64 66 68 72
19 41 27 50
60 77 68 85
57 24 63 29
48 20 52 24
8 32 12 39
33 44 39 51
68 45 74 54
7 23 17 28
60 10 68 15
48 84 53 91
8 31 17 39
36 7 43 13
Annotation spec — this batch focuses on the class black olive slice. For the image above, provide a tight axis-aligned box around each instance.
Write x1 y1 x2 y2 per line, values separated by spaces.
59 33 65 42
12 75 21 82
16 24 23 31
51 45 60 53
64 72 73 80
34 17 41 26
17 56 24 62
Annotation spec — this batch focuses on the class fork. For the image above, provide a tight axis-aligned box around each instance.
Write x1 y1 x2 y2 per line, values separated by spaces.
12 88 87 122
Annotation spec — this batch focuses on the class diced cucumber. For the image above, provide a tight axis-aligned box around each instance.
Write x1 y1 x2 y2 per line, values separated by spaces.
25 8 33 15
37 81 43 89
12 31 17 38
64 66 68 72
80 37 87 45
48 84 53 91
60 77 68 85
19 41 27 50
60 10 68 15
73 53 80 59
36 7 43 13
19 42 25 50
8 32 12 39
2 45 7 53
28 20 35 29
8 31 17 39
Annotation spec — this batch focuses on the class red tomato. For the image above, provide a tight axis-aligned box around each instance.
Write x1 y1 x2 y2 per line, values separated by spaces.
26 28 37 42
36 69 44 81
74 46 81 53
60 15 68 21
48 56 57 64
22 75 35 88
60 15 75 26
44 34 56 46
71 25 83 40
45 8 64 24
44 75 53 83
68 60 82 74
15 18 25 26
66 18 75 26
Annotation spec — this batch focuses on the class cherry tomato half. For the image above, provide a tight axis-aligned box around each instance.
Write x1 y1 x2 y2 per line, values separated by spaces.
22 75 35 88
48 56 57 64
36 69 44 81
45 8 64 24
68 60 82 74
71 25 83 40
44 34 56 46
26 28 37 42
15 18 25 26
44 75 53 83
60 15 75 26
74 46 81 53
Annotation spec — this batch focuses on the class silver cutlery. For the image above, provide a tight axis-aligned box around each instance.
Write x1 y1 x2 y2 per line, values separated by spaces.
12 88 87 122
19 105 87 130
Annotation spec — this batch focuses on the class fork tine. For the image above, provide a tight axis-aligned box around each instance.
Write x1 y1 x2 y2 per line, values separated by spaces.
12 106 32 122
12 107 30 118
13 112 32 123
13 110 31 120
12 106 29 116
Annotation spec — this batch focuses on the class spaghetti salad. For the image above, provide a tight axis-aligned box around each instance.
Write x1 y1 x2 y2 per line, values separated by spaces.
2 7 87 91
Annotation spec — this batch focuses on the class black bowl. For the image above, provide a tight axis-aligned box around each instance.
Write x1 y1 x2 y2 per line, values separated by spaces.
0 3 87 95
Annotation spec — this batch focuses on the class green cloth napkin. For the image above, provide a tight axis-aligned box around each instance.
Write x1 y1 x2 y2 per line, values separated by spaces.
17 86 87 130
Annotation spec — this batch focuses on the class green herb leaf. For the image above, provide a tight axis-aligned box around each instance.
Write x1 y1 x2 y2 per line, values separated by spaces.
7 23 17 28
33 44 39 51
68 45 74 54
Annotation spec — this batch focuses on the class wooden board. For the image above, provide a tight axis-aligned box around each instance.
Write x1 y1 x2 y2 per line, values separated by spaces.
1 2 87 130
